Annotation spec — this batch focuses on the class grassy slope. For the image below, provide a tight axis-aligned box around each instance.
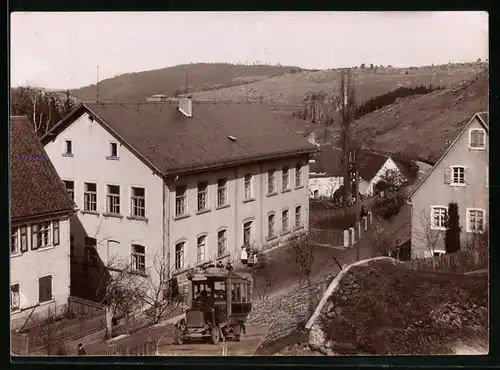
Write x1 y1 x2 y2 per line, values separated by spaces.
354 69 488 163
190 63 486 107
70 63 301 103
320 260 488 355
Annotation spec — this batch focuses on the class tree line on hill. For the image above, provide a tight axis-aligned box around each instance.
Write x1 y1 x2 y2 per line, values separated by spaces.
292 84 443 127
10 87 77 136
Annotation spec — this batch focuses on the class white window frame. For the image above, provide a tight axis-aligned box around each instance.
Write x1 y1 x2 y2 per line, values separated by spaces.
468 128 486 150
131 186 146 218
217 229 227 257
64 139 73 155
84 237 98 265
282 167 290 192
175 241 185 270
217 178 228 207
197 235 207 263
430 205 448 231
84 182 98 212
175 185 188 217
268 213 276 239
106 184 121 215
64 180 75 201
11 227 19 255
295 206 302 228
466 208 486 234
197 182 209 212
450 166 466 186
243 221 252 246
268 169 276 194
108 141 119 159
244 174 253 200
282 209 289 233
31 221 52 250
295 164 303 188
38 274 53 303
131 244 146 273
11 283 20 312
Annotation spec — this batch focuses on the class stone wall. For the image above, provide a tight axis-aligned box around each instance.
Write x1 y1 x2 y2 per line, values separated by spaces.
248 281 328 345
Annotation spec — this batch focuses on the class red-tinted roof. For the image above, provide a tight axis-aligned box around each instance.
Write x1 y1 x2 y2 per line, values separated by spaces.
10 116 76 221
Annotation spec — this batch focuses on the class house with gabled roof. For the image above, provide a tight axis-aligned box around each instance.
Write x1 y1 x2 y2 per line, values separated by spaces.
408 112 488 258
10 116 76 329
41 98 316 297
307 145 410 200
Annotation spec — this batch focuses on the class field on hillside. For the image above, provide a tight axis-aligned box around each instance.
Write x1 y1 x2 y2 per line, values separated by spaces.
190 63 486 107
354 69 488 163
317 260 488 355
70 63 301 102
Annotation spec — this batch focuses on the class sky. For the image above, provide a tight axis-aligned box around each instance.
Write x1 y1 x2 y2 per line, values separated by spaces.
10 11 488 90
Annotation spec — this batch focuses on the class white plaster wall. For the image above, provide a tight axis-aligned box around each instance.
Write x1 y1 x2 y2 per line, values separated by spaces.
10 217 71 329
168 156 311 271
44 112 164 277
308 176 343 199
366 158 402 196
411 117 488 258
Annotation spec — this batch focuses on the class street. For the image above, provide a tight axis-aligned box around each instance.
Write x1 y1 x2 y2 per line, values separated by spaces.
157 324 270 356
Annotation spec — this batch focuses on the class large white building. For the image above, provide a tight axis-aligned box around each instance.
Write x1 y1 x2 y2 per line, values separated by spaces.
42 98 316 298
10 116 76 329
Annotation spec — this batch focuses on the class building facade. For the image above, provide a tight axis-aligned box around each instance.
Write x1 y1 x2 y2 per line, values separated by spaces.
409 112 488 258
42 99 316 295
10 116 76 329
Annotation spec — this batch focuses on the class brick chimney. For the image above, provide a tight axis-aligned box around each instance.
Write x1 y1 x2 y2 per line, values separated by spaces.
178 96 193 117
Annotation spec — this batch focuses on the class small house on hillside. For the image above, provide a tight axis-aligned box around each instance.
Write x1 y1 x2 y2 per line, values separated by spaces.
10 116 76 329
41 98 317 299
308 145 410 199
408 112 488 258
308 144 343 199
356 151 410 197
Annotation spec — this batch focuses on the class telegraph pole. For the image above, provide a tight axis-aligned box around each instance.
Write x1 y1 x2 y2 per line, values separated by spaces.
354 149 361 261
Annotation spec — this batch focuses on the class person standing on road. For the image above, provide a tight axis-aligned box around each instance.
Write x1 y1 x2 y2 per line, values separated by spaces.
77 343 87 356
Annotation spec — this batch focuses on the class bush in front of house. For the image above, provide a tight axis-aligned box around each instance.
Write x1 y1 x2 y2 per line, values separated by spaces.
445 202 461 253
372 192 406 221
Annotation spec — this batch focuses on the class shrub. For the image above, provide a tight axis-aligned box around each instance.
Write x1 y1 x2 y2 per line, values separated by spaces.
373 192 406 221
445 203 461 253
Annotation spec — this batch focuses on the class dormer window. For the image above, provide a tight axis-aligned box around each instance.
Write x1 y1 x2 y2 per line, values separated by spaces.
107 142 119 160
63 140 73 157
469 128 486 150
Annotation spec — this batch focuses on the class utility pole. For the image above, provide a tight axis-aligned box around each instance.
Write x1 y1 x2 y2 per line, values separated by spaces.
96 65 100 103
185 71 188 94
354 149 361 261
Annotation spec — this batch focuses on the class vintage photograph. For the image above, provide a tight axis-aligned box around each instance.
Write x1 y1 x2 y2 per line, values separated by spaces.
10 11 488 356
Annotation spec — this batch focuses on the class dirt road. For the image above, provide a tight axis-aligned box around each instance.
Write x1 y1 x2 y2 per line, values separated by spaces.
157 325 270 356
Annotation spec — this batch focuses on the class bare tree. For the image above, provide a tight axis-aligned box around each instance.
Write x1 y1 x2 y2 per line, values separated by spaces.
253 265 280 301
139 253 183 325
413 209 445 256
367 218 405 258
333 68 358 205
375 169 406 199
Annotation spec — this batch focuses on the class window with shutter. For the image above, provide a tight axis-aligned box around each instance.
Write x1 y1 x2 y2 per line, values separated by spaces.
53 220 60 246
20 226 28 252
38 275 53 303
31 224 39 250
444 168 452 184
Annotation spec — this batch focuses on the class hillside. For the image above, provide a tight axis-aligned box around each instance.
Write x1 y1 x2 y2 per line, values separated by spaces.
354 69 488 163
189 63 486 107
70 63 302 102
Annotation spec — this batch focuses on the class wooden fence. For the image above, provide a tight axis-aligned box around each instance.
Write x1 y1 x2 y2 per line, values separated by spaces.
68 296 106 317
405 248 488 274
11 296 107 356
310 228 343 247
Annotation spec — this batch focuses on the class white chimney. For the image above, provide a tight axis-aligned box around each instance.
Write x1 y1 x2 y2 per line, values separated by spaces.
179 96 193 117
